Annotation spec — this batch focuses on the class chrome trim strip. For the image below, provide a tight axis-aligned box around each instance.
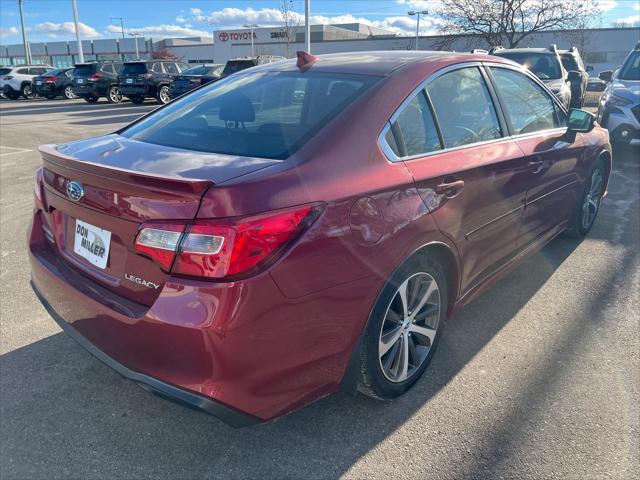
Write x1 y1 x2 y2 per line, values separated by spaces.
465 204 524 240
525 179 578 206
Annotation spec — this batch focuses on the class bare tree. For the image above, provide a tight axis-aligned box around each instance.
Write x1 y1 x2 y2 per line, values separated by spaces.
279 0 301 58
433 0 600 49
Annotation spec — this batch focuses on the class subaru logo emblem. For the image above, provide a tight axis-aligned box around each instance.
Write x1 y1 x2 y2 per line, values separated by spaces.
66 181 85 202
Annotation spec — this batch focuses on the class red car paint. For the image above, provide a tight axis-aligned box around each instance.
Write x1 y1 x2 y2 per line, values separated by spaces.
28 51 611 424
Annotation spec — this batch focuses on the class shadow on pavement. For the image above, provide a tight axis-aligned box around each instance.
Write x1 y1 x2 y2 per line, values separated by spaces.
0 235 586 479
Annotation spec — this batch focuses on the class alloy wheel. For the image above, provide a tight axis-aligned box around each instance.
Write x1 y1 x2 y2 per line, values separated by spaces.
22 84 32 98
581 168 604 230
64 86 76 99
378 272 441 383
159 86 170 104
109 86 122 103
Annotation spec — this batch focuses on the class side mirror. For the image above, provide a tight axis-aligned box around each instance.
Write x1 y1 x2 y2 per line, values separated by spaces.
567 109 595 133
585 65 594 72
599 70 613 82
567 70 581 82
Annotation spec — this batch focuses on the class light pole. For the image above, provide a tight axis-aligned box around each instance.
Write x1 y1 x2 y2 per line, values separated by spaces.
129 33 141 60
110 17 125 38
18 0 32 64
243 23 258 56
71 0 84 63
408 10 428 51
305 0 310 53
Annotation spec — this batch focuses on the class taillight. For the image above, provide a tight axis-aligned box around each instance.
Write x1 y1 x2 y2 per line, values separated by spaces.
191 77 202 83
2 75 13 80
88 73 102 80
133 205 322 280
134 224 184 270
43 77 56 83
34 168 44 210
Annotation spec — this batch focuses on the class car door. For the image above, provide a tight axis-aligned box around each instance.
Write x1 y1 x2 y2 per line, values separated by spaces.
487 65 585 248
382 65 531 295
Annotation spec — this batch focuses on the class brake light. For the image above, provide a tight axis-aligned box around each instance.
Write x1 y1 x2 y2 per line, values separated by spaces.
34 168 44 210
43 77 56 83
88 73 102 80
134 205 322 280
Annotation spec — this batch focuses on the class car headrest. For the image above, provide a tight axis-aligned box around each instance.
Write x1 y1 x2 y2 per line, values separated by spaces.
219 93 255 123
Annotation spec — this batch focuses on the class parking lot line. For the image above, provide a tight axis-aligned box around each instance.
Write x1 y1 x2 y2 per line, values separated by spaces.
0 146 33 157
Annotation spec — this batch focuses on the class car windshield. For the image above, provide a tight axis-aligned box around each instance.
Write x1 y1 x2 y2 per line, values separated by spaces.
497 52 562 79
619 51 640 80
72 65 95 76
121 71 377 160
182 66 215 76
121 63 147 75
222 60 256 75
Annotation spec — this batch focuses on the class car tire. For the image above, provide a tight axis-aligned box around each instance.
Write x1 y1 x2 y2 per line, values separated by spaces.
156 85 170 104
565 157 606 238
106 85 122 104
63 86 76 99
358 253 448 400
130 96 145 104
6 90 20 100
84 96 99 103
21 83 33 99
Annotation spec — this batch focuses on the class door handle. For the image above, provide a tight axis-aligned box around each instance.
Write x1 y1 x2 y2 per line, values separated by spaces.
435 179 465 198
528 160 545 174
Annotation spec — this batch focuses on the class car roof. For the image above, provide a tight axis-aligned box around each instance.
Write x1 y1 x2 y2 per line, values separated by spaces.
494 48 556 55
248 50 506 77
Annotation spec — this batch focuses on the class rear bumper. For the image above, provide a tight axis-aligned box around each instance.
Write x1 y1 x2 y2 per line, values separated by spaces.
120 85 151 97
33 84 57 94
168 86 195 98
28 209 372 423
31 281 259 428
72 85 100 97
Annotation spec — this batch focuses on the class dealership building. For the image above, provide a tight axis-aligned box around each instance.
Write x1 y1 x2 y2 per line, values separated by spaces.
1 23 638 73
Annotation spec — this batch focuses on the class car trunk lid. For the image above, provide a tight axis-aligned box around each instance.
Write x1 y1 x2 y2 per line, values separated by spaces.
38 135 279 305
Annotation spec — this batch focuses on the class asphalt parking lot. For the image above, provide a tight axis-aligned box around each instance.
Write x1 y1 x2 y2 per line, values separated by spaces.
1 98 638 480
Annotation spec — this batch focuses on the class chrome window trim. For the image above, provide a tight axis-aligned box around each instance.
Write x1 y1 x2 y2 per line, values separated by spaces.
378 60 571 163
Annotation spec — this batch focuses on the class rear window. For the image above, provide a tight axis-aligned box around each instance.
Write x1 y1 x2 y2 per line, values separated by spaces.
496 52 562 80
121 63 147 75
222 60 256 76
72 65 95 76
560 54 580 72
43 68 67 76
619 51 640 81
0 68 12 75
121 71 377 160
183 66 214 76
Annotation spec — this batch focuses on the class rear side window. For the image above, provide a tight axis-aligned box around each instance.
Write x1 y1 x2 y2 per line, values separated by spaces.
17 68 30 74
427 67 502 148
392 93 441 157
121 63 147 75
72 65 94 76
0 68 11 75
101 64 114 74
164 63 178 74
490 67 561 134
121 71 376 159
151 63 163 73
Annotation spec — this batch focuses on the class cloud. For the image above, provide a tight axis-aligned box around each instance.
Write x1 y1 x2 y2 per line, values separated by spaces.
105 23 210 38
634 3 640 11
595 0 617 11
614 14 640 25
0 26 19 38
176 15 187 23
188 6 439 35
34 21 99 38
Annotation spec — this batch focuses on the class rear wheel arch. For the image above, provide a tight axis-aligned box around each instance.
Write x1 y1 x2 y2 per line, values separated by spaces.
410 242 460 314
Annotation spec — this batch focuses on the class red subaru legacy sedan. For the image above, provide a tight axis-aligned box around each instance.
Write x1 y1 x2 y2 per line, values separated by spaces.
29 51 611 426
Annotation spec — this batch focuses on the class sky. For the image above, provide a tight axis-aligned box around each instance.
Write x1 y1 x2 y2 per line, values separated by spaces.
1 0 639 45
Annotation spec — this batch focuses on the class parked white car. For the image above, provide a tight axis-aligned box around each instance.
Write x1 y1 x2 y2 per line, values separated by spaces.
0 65 52 99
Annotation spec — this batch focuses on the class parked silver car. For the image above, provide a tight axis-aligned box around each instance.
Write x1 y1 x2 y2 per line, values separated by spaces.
597 42 640 146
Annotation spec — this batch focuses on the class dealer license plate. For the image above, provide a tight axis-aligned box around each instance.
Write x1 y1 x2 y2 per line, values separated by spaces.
73 219 111 269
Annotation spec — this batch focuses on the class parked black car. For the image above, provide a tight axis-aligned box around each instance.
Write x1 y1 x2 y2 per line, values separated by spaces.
71 62 123 103
118 60 189 104
220 55 286 79
168 64 224 99
32 68 75 99
559 47 591 108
